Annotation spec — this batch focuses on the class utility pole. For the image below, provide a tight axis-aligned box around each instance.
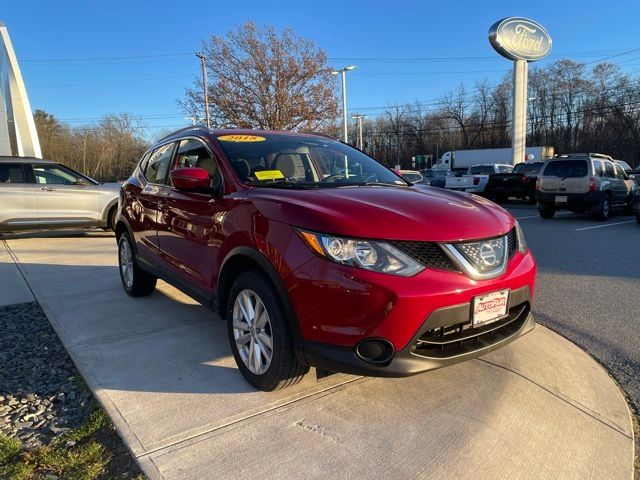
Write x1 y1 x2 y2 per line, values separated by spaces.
352 113 367 150
331 65 356 143
196 53 211 128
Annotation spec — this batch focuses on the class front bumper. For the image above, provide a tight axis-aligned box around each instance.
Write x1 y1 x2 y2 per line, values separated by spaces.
303 287 535 377
288 246 536 376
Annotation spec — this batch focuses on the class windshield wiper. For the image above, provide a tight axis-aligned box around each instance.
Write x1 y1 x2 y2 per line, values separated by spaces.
358 181 408 187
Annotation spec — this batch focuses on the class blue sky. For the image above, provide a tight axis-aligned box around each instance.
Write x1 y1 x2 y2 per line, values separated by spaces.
3 0 640 138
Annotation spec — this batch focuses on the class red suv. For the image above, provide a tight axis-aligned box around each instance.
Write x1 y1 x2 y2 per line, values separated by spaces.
115 127 536 391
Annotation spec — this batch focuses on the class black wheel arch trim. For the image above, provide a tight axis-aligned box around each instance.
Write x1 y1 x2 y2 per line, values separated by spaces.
216 246 307 365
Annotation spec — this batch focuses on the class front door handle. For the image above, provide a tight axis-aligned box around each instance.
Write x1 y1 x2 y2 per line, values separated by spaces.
40 186 54 192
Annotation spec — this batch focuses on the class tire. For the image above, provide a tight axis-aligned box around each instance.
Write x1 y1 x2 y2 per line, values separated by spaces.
594 195 611 221
105 205 118 232
538 203 556 219
227 270 308 391
636 213 640 226
117 232 157 297
623 199 633 215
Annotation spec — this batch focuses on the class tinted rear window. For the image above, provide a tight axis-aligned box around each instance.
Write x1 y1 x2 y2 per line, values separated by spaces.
542 160 588 178
513 163 542 174
468 165 493 174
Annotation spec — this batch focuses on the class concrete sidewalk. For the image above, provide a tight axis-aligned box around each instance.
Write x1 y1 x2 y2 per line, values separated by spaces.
1 232 635 479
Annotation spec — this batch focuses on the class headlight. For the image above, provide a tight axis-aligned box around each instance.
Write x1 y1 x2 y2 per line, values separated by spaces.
296 229 424 277
514 220 527 253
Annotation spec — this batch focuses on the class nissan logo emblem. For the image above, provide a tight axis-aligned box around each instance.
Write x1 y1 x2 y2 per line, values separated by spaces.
479 243 498 267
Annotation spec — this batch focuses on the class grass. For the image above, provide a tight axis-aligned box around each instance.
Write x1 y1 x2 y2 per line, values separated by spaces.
0 406 144 480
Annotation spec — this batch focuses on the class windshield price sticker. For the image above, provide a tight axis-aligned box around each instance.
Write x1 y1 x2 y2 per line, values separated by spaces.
217 135 266 142
254 170 285 181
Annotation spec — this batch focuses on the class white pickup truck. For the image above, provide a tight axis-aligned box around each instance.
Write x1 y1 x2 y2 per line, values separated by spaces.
445 164 514 194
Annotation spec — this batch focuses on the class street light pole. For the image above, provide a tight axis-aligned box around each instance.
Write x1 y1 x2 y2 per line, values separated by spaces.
352 113 367 150
331 65 356 143
196 53 211 128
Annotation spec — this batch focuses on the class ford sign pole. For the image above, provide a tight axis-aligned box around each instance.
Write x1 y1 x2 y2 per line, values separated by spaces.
489 18 552 166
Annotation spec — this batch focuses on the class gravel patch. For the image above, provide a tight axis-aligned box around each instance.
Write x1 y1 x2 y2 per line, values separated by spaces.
0 302 93 448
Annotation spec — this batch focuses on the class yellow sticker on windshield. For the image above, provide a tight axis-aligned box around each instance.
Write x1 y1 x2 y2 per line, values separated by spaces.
254 170 285 180
217 134 266 142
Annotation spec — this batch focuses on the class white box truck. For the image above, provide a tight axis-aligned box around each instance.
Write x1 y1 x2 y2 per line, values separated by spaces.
432 146 554 172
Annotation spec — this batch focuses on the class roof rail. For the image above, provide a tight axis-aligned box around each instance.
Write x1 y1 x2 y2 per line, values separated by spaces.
556 152 613 160
156 124 209 143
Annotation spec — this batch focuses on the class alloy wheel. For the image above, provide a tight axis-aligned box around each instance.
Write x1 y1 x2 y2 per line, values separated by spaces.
119 239 134 288
232 289 273 375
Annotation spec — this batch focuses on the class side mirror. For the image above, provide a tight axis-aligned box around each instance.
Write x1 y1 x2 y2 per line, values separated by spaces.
170 167 212 191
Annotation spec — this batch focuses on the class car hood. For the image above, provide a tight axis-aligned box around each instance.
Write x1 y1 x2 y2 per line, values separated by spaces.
248 184 514 242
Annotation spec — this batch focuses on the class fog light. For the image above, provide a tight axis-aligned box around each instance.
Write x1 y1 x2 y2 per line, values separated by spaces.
355 339 394 364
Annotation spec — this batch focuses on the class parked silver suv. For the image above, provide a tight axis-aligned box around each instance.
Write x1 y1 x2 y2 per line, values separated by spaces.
536 153 635 221
0 157 120 232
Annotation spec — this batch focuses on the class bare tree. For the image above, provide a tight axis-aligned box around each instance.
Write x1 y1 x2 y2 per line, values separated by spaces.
180 22 339 131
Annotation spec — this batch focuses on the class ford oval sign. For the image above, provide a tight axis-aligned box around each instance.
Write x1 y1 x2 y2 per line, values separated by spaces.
488 17 552 62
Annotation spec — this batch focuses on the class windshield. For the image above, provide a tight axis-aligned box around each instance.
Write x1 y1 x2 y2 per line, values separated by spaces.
216 133 406 188
513 163 543 174
543 160 588 178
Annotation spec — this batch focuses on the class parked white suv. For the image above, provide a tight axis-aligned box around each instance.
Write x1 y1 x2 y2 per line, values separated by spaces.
0 157 120 232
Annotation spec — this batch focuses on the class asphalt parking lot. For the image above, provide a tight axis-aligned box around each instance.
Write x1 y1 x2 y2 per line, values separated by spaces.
505 203 640 417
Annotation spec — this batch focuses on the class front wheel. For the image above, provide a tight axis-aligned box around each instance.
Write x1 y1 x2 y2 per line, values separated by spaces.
227 270 308 391
538 203 556 219
117 233 157 297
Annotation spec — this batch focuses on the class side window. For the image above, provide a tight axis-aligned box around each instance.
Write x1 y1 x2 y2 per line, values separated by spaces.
614 164 626 179
33 164 89 185
593 160 605 177
137 151 152 176
144 143 175 184
0 163 28 184
174 138 223 190
604 162 616 179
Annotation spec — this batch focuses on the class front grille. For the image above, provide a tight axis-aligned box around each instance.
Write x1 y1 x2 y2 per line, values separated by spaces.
388 241 458 272
412 302 530 359
390 228 517 275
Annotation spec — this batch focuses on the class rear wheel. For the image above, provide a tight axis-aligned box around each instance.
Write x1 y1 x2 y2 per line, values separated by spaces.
227 270 308 391
594 195 611 221
117 233 157 297
538 203 556 219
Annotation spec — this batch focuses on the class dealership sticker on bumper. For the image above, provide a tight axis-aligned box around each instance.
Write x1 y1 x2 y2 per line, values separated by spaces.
473 289 509 327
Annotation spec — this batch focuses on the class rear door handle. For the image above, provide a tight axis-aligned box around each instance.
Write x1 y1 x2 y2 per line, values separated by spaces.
39 186 54 191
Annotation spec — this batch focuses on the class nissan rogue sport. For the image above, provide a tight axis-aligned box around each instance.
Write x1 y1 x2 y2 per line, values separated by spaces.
115 127 536 391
